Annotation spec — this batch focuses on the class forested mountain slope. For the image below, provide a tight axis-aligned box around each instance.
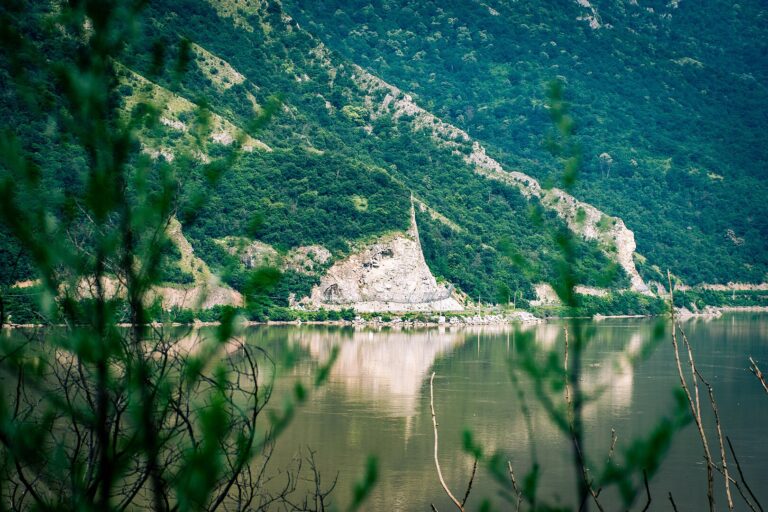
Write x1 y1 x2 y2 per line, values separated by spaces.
284 0 768 284
3 0 631 308
2 0 765 315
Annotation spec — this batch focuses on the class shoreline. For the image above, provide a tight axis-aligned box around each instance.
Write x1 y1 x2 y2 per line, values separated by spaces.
3 307 765 330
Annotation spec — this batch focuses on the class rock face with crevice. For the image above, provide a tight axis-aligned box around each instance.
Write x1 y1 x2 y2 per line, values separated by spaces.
306 204 463 312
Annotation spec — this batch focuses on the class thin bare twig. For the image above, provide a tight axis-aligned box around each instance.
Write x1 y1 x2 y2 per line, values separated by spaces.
669 492 679 512
667 270 715 512
461 459 477 507
593 428 618 500
640 470 651 512
694 366 734 510
430 372 464 511
748 357 768 394
710 461 759 512
727 437 764 512
564 327 571 408
607 428 617 464
507 461 523 512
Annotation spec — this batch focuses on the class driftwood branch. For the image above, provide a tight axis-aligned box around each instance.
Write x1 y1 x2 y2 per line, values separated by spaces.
429 372 465 511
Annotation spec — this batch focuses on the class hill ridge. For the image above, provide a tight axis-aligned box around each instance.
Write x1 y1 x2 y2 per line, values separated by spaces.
348 64 650 293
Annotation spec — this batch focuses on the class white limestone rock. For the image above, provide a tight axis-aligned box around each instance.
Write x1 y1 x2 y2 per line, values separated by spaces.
306 203 463 312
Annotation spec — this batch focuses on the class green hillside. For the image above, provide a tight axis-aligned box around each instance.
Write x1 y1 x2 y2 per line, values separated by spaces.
283 0 768 284
2 0 766 316
1 0 629 309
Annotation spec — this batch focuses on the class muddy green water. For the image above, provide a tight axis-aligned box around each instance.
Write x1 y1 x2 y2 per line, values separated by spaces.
247 314 768 511
8 314 766 510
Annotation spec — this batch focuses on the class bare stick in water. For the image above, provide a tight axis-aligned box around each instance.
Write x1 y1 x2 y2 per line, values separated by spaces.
461 459 477 507
430 372 464 511
748 357 768 395
507 461 523 512
693 364 734 510
667 270 715 512
727 436 764 512
641 470 651 512
607 428 617 464
669 492 679 512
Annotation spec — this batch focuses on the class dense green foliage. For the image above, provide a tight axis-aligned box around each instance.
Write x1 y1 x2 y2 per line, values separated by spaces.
138 0 627 303
1 0 633 307
182 150 410 254
673 288 768 310
534 291 668 318
3 0 765 312
158 241 195 284
0 2 380 508
0 3 760 509
284 0 768 284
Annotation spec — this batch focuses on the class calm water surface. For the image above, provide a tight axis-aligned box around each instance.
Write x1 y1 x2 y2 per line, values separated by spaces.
247 314 768 511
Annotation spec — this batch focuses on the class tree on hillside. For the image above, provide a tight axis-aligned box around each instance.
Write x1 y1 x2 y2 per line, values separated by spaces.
0 1 373 510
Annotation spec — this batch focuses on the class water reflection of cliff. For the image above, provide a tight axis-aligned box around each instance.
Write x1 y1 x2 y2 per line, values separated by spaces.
289 327 466 418
287 323 644 427
536 323 643 412
260 318 766 511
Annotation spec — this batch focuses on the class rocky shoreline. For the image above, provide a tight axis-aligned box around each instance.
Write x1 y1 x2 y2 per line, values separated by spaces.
6 307 767 330
674 306 723 319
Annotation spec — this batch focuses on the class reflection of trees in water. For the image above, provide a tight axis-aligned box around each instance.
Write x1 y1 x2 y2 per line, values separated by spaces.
2 328 282 510
255 321 768 510
284 323 645 424
514 323 641 413
283 323 644 454
432 324 646 460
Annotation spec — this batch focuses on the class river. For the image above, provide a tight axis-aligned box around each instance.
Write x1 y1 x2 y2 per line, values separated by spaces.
4 314 766 510
247 314 768 510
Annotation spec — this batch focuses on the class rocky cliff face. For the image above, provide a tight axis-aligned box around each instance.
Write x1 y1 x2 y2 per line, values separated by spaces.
352 66 652 295
305 203 464 312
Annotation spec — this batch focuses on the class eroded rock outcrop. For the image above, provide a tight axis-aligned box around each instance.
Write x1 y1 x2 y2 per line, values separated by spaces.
305 203 463 312
283 245 331 275
352 66 651 295
531 283 562 307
